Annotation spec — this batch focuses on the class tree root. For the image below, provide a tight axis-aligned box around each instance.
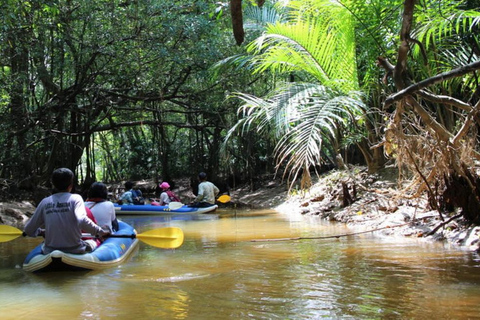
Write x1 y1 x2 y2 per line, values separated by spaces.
251 223 409 242
426 213 463 236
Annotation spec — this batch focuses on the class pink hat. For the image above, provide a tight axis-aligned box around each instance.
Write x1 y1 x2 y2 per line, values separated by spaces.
159 182 170 189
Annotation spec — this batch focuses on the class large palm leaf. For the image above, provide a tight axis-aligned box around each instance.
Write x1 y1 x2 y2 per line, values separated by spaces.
229 83 365 189
247 16 358 93
243 2 286 31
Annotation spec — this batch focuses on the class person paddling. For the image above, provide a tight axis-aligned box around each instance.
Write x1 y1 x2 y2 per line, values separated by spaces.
190 172 219 207
23 168 110 254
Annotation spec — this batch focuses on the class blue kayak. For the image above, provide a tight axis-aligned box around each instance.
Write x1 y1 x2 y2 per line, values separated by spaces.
23 221 139 272
114 203 218 215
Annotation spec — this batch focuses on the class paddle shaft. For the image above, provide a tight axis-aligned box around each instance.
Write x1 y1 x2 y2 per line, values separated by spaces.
83 233 178 240
82 233 135 239
106 234 136 239
1 225 184 249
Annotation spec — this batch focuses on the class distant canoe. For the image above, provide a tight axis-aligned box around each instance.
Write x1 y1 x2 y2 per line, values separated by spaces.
114 203 218 215
23 221 139 272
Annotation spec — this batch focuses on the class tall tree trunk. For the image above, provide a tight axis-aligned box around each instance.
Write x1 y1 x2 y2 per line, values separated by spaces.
230 0 244 45
5 26 32 182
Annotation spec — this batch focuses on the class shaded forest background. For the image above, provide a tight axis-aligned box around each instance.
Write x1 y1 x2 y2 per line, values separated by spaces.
1 0 480 222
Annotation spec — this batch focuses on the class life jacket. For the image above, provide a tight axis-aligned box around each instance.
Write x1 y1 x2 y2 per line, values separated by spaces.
166 190 181 202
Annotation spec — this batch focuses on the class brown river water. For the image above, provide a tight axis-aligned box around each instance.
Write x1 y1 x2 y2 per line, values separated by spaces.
1 209 480 319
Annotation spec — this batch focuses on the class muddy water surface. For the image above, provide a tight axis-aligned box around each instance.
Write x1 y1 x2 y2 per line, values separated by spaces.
1 209 480 319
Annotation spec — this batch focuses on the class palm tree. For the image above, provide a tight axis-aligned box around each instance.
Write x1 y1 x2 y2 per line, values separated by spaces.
224 0 366 190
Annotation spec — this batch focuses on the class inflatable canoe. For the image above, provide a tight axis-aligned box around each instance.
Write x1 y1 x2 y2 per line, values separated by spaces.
114 203 218 215
23 221 139 272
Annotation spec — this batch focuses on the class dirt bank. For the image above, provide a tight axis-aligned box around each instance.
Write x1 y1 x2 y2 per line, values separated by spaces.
274 167 480 251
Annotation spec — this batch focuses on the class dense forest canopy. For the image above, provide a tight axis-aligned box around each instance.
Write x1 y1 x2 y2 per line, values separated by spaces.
1 0 262 187
1 0 480 222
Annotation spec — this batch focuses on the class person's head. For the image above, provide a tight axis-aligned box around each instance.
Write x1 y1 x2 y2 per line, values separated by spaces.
51 168 74 192
125 181 134 190
88 182 108 199
198 172 207 181
159 182 170 190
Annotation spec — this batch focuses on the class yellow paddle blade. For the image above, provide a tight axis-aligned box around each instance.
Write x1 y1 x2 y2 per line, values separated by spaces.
0 225 23 242
217 195 231 203
136 227 184 249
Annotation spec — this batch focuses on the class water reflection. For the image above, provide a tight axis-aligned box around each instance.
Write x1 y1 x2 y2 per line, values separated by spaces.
1 210 480 319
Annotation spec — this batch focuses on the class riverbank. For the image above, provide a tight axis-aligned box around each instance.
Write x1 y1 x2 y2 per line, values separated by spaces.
230 166 480 252
1 166 480 251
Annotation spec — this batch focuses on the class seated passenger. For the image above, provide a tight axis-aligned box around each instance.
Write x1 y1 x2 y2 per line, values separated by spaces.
158 182 181 206
119 181 134 205
85 182 119 232
119 181 144 205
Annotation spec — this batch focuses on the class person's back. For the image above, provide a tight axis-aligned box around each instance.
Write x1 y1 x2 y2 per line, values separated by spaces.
131 187 145 205
119 181 134 205
158 182 181 206
24 168 108 254
159 190 171 206
191 172 219 207
85 182 118 232
198 180 219 204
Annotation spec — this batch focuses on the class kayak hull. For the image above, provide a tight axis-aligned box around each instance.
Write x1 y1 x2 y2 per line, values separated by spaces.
114 204 218 215
23 221 139 272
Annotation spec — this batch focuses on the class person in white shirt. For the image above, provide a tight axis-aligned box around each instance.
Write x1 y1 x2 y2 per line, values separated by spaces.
85 182 119 232
190 172 219 207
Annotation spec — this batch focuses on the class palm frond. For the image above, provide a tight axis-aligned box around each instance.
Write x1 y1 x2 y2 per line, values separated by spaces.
413 6 480 52
273 84 365 189
243 4 285 31
246 7 358 93
227 82 365 190
210 54 255 81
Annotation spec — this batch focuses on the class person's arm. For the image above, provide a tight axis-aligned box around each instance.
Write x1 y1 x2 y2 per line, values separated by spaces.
112 218 119 232
194 183 205 202
213 185 220 198
24 200 46 237
120 191 133 204
107 201 119 231
159 192 169 205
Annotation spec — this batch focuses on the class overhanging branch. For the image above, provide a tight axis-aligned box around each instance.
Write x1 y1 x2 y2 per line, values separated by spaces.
385 60 480 107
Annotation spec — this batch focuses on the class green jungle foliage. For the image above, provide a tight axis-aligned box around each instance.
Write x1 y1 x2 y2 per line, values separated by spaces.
1 0 480 221
0 0 260 189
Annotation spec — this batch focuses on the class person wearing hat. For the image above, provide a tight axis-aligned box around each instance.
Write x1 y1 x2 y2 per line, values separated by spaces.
158 181 181 206
190 172 219 207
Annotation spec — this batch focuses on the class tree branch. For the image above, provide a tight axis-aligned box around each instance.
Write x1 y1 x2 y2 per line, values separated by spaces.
417 90 472 111
385 60 480 107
